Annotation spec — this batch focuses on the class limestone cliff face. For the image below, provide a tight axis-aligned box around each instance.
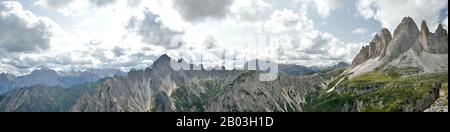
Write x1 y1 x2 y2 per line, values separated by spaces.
385 17 421 61
351 17 448 74
352 46 370 66
415 22 448 54
352 28 392 66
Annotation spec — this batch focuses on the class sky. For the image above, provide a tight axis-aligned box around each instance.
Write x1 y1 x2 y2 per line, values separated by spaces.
0 0 448 75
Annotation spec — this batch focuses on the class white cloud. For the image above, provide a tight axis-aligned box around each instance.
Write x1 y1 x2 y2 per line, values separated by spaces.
36 0 140 16
89 0 118 7
293 0 345 18
35 0 75 8
0 0 378 74
356 0 448 31
35 0 91 16
0 0 153 73
352 28 368 34
313 0 345 18
230 0 273 22
443 16 448 30
126 9 184 47
127 0 142 7
263 9 313 33
0 1 59 54
259 8 361 66
172 0 235 22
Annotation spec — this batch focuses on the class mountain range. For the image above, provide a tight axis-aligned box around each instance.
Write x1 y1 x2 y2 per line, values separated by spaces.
0 17 447 112
0 68 126 95
69 54 345 112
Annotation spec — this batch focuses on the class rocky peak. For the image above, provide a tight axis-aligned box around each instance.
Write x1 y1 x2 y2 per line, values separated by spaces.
0 73 16 82
417 20 431 53
436 24 447 36
433 24 448 54
0 73 15 79
352 28 393 67
30 68 59 77
350 17 448 77
379 28 393 57
351 17 446 67
380 28 392 37
156 54 171 63
393 17 420 38
415 21 448 54
152 54 172 70
385 17 420 61
421 20 430 33
352 45 370 66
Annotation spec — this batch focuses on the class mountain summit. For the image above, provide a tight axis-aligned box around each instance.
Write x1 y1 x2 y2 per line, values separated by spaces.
348 17 448 78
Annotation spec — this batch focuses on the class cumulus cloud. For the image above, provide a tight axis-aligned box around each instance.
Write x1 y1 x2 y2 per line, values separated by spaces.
352 28 368 34
127 0 142 7
443 16 448 30
37 0 137 9
1 0 396 74
230 0 273 22
35 0 75 8
280 30 362 66
112 46 126 57
356 0 448 31
203 35 219 49
0 51 92 71
313 0 345 18
89 0 118 7
172 0 234 22
0 1 57 54
263 9 313 33
294 0 345 18
260 8 361 66
126 9 184 47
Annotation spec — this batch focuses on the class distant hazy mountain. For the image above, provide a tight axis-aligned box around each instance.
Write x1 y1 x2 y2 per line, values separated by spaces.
0 68 126 95
0 73 16 94
0 83 97 112
245 59 350 76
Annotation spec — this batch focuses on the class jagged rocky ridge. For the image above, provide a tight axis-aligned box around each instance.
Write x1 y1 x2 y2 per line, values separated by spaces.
0 54 344 112
313 17 448 112
70 55 331 112
349 17 448 78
